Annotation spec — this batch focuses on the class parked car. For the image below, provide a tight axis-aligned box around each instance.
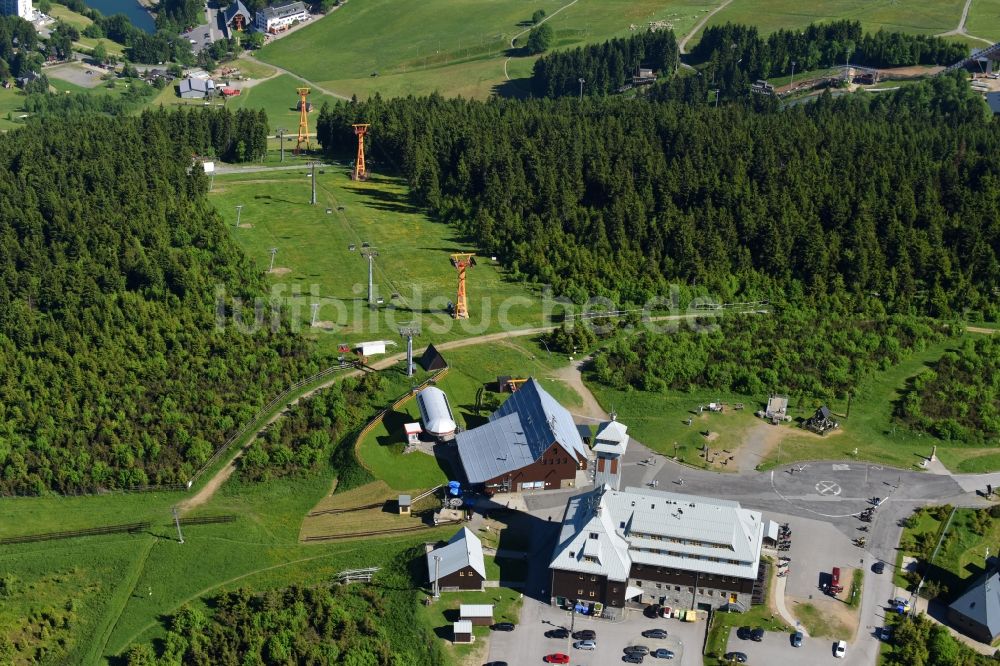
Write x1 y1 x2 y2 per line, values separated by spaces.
642 628 669 639
625 645 650 655
623 654 644 664
545 628 570 639
484 662 508 666
835 640 847 658
750 627 765 642
644 603 662 618
573 640 596 650
544 654 570 664
651 648 675 659
791 631 803 647
872 561 885 574
878 626 892 641
736 626 753 640
889 597 911 612
571 629 596 640
724 652 748 663
491 622 515 632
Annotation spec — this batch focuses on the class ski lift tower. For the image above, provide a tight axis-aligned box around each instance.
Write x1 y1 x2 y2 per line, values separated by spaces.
399 326 420 377
352 123 370 181
295 87 311 154
449 253 475 319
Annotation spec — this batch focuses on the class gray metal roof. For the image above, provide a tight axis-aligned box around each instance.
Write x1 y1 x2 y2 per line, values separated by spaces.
550 485 764 581
426 527 486 581
988 92 1000 115
460 604 493 617
950 568 1000 637
223 0 251 24
593 420 628 455
456 378 588 483
259 0 307 20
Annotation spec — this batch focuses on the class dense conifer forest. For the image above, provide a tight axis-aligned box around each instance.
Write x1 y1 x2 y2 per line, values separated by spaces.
0 110 304 494
318 75 997 316
530 29 679 98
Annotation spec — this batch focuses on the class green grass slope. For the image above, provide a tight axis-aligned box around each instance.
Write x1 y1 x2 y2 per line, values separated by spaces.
256 0 714 98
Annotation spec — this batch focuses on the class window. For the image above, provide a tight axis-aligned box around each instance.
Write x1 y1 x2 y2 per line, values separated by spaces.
459 571 464 576
578 589 584 595
590 576 597 581
620 522 626 529
612 587 618 593
589 532 598 540
578 574 584 580
569 551 575 558
589 591 595 598
720 591 726 597
688 587 694 592
674 586 680 591
655 583 662 589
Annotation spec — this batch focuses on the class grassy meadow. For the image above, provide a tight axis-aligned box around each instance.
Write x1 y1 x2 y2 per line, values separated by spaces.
703 0 967 37
208 169 552 357
964 0 1000 42
256 0 715 99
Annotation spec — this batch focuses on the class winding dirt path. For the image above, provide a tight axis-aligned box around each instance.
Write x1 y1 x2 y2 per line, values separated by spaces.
936 0 994 45
678 0 734 54
549 356 608 421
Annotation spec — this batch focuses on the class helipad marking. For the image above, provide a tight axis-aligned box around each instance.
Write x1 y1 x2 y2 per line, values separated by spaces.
815 481 842 496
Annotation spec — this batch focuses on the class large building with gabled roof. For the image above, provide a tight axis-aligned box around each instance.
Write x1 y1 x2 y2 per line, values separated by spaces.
455 378 588 494
426 527 487 591
549 485 764 617
948 566 1000 643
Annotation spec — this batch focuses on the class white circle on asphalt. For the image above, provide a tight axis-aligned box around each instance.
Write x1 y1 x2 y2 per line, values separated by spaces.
815 481 842 496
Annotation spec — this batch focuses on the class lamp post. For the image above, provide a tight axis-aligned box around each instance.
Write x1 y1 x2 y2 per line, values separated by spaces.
268 247 277 272
790 60 796 90
714 89 720 108
235 204 243 229
578 78 585 101
277 128 286 162
433 555 442 598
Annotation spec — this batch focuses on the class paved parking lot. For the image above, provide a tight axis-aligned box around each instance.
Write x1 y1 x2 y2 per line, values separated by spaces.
487 601 706 666
725 627 845 663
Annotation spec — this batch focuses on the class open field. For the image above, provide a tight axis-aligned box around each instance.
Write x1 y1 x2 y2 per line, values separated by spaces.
256 0 714 99
966 0 1000 42
584 381 765 469
208 169 552 356
0 86 30 131
703 0 967 37
227 72 343 132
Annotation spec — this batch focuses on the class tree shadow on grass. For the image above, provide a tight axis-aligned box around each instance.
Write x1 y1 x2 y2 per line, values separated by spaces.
377 409 413 446
351 181 422 215
493 76 533 99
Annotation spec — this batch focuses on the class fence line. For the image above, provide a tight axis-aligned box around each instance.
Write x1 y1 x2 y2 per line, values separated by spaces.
0 522 151 545
352 366 450 473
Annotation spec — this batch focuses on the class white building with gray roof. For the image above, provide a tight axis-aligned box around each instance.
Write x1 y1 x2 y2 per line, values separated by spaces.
592 419 628 490
549 485 764 616
455 378 589 494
